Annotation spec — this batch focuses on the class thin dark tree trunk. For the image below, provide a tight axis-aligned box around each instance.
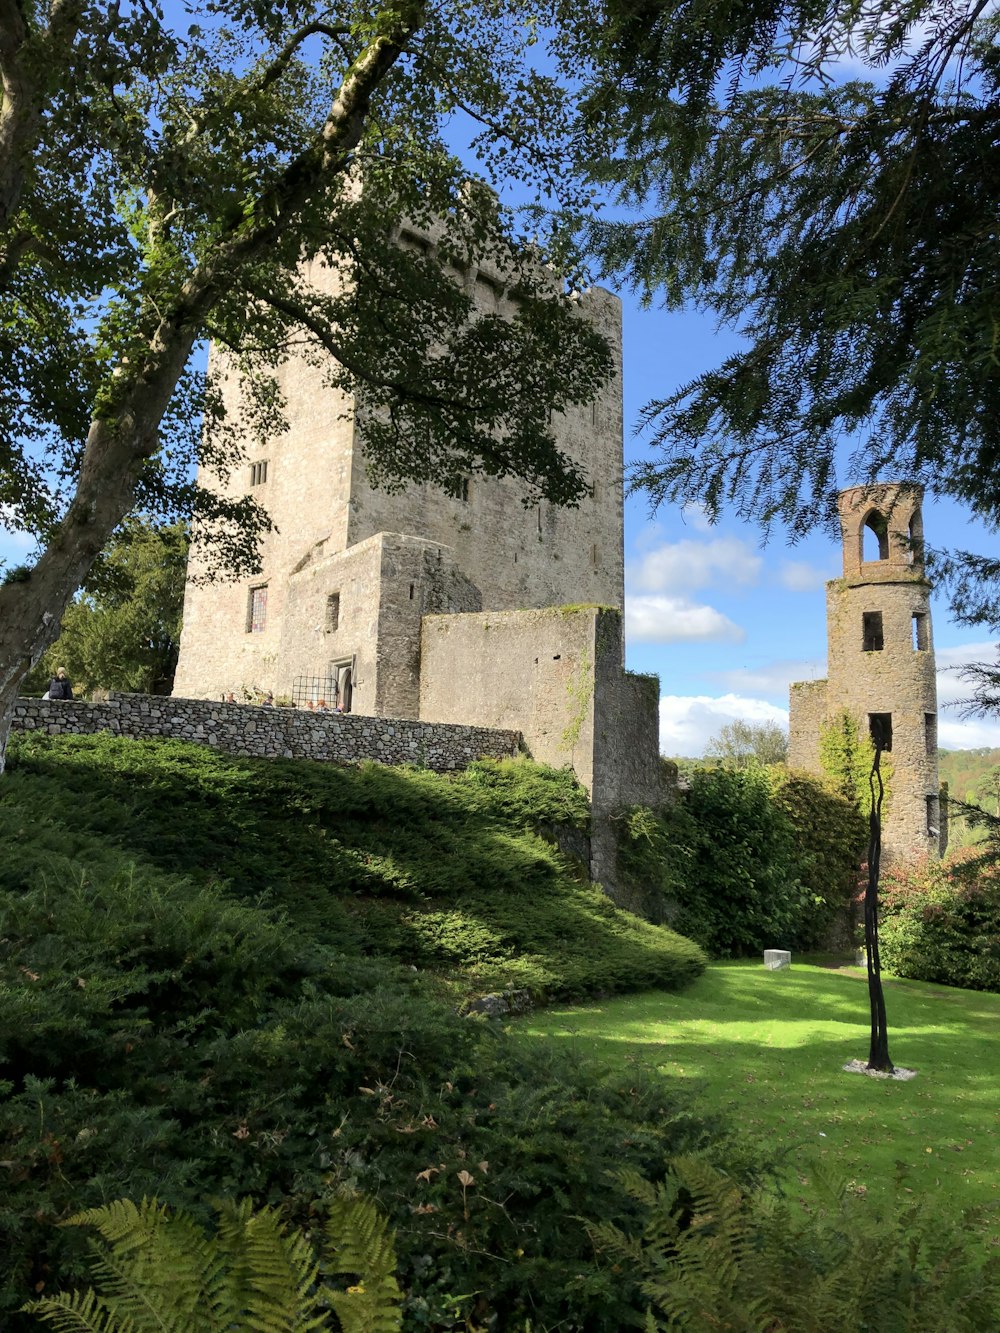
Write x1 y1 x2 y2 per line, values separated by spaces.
865 733 893 1072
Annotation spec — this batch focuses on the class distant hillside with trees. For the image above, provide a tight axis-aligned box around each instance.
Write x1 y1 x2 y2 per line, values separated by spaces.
939 749 1000 850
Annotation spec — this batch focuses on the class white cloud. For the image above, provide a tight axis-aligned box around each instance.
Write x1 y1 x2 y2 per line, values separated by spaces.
938 716 1000 750
626 594 745 645
775 559 834 593
680 501 714 533
630 536 762 594
709 658 826 699
934 641 998 709
933 641 1000 746
659 693 789 757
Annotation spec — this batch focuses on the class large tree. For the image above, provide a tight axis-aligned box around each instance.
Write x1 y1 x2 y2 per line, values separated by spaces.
572 0 1000 619
0 0 612 769
23 521 188 697
706 718 788 767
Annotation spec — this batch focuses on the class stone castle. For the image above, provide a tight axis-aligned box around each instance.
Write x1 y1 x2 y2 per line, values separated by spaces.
788 484 941 860
172 225 665 888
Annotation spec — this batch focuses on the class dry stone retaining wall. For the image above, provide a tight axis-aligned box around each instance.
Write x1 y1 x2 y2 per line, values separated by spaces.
11 693 521 770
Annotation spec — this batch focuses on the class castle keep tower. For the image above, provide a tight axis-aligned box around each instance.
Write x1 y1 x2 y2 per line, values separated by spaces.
173 236 625 716
788 484 941 860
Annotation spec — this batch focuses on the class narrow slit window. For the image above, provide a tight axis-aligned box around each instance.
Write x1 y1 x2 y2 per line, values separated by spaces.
869 712 893 751
459 477 470 502
912 612 929 651
862 611 884 652
909 508 925 566
926 795 939 838
325 592 340 633
925 712 937 755
408 583 415 600
247 585 268 634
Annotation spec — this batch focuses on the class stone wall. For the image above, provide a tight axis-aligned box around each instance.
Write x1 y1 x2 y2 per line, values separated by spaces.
10 694 520 770
788 679 828 772
788 483 940 862
419 605 666 898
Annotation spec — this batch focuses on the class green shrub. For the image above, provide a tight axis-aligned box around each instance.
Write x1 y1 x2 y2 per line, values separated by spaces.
3 735 703 1001
591 1157 1000 1331
0 736 719 1328
0 860 722 1328
879 854 1000 992
23 1195 403 1333
616 768 867 957
618 770 810 957
770 770 868 949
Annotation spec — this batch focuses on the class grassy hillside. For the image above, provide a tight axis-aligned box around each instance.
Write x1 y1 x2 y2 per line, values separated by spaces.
3 731 704 1001
0 733 716 1328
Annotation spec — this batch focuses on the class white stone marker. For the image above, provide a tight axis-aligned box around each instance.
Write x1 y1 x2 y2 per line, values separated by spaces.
764 950 791 970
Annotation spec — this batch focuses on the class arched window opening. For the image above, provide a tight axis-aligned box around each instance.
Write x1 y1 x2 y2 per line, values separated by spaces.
862 511 889 562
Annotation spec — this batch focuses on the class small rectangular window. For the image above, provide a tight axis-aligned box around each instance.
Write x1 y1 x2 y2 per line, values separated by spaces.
925 712 937 755
459 477 470 503
869 712 893 751
250 460 268 487
247 585 268 634
862 611 884 652
912 612 929 651
408 583 415 601
325 592 340 633
398 228 431 255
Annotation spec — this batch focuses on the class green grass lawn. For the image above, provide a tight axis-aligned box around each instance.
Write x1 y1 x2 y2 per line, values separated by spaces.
519 960 1000 1241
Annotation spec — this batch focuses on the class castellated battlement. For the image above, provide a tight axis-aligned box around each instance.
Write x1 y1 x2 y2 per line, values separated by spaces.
789 483 941 861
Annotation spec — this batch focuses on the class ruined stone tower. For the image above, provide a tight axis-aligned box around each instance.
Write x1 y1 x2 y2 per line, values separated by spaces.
788 484 941 860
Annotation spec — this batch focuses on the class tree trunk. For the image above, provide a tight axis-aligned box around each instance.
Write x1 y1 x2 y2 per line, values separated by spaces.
865 735 893 1072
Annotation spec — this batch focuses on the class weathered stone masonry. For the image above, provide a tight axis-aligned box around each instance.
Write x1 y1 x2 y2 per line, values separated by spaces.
788 484 940 861
11 694 520 770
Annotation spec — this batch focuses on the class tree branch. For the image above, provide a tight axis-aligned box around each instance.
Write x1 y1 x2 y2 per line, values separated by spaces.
0 1 427 699
255 284 486 415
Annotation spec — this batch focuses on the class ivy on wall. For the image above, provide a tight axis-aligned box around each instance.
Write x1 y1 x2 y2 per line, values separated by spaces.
819 710 893 817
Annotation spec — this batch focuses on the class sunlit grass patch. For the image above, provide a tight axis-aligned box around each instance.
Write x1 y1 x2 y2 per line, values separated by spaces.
519 960 1000 1243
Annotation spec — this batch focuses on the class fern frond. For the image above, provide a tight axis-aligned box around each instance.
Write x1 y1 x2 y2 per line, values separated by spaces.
63 1199 172 1254
214 1198 323 1333
83 1207 217 1333
585 1220 645 1267
20 1288 123 1333
324 1196 402 1333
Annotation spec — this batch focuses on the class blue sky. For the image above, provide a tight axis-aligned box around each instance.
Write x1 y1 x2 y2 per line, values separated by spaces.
5 9 998 754
617 301 1000 755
